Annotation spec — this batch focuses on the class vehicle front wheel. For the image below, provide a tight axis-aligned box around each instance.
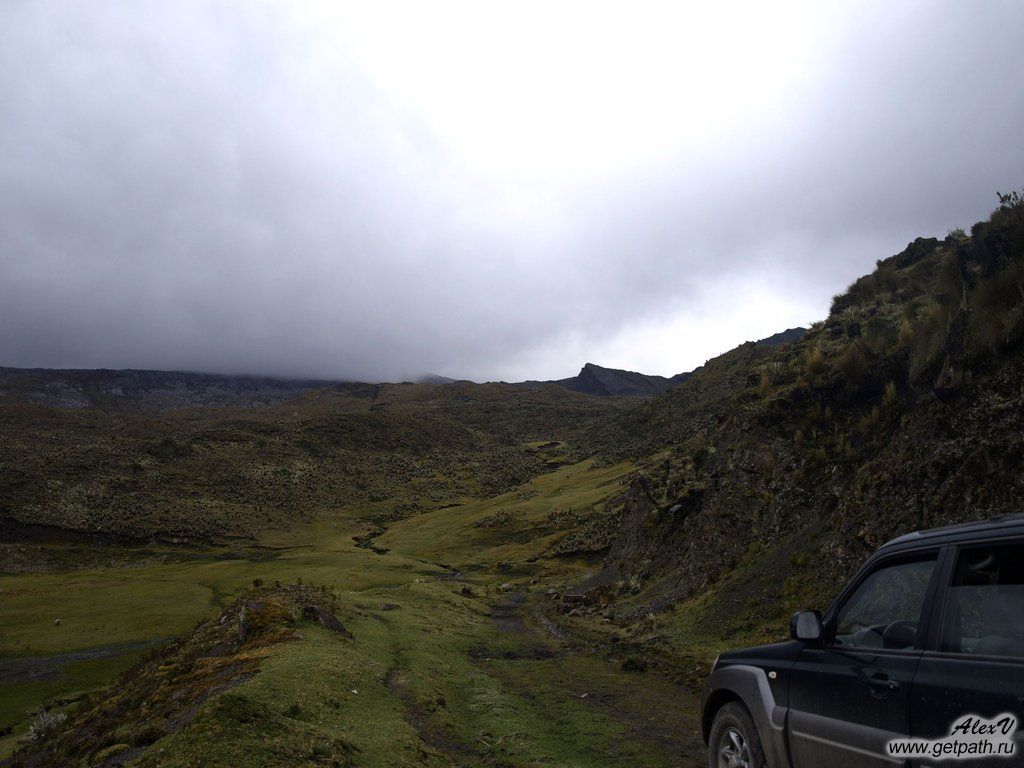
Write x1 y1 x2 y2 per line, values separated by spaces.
707 701 767 768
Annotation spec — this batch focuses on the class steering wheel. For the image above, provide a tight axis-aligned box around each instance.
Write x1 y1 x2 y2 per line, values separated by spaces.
882 620 918 649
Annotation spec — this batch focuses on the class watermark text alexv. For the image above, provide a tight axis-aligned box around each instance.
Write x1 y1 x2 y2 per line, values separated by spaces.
888 714 1018 761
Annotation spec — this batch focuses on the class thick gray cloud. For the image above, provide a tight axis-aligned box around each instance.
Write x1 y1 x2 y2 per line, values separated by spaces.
2 1 1023 382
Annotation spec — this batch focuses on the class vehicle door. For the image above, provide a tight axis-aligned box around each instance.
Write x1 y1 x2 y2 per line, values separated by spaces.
788 550 942 768
911 539 1024 767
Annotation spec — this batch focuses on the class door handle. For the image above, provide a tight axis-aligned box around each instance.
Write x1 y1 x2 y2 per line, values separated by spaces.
867 672 900 691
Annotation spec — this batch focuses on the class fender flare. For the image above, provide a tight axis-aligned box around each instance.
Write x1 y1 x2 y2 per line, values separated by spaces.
703 664 789 768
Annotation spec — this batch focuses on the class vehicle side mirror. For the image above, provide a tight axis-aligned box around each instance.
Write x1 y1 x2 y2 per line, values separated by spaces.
791 610 823 643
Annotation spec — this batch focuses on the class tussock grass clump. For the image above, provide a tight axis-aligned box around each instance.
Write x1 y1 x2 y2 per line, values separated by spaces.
858 406 881 435
969 259 1024 355
883 381 899 408
803 347 828 378
907 301 953 382
26 710 66 743
835 339 871 385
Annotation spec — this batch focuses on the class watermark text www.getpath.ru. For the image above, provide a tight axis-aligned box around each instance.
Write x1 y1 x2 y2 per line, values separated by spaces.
888 714 1018 761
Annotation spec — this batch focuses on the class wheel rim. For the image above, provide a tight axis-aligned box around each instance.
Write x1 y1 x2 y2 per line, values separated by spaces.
718 726 751 768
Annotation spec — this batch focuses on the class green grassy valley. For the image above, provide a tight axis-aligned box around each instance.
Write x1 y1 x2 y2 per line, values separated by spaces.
1 460 706 766
2 194 1023 766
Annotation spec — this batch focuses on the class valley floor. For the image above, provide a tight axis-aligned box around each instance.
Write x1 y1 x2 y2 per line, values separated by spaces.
0 459 705 767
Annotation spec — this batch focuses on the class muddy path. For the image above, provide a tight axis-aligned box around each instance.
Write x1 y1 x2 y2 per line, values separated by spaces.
385 666 491 767
482 592 706 768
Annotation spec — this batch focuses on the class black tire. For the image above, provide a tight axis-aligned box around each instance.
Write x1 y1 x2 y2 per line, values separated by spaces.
707 701 768 768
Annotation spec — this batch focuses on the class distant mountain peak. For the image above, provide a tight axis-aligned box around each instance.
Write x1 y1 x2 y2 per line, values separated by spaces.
515 362 686 398
417 373 457 385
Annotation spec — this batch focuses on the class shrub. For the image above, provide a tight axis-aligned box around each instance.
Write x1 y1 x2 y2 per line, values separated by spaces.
898 318 915 347
804 403 824 428
883 381 899 408
836 339 872 384
933 364 964 398
875 261 899 293
909 302 952 382
938 251 968 308
803 347 828 378
997 189 1024 214
758 359 790 387
27 710 67 742
968 259 1024 355
864 316 898 353
859 406 881 434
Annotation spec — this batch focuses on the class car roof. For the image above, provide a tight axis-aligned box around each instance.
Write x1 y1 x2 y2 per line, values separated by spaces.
881 514 1024 552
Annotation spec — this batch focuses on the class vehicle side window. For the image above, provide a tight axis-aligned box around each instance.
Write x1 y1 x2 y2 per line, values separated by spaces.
940 542 1024 658
833 556 937 650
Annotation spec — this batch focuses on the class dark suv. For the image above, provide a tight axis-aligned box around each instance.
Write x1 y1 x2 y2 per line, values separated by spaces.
702 515 1024 767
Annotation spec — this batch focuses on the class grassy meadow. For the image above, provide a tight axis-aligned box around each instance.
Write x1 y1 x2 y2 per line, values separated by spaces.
1 456 708 766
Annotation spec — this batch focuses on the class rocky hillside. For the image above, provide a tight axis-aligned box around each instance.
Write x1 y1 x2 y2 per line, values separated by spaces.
0 381 628 543
0 368 339 411
516 363 684 397
557 363 689 397
0 359 704 410
585 192 1024 628
518 333 806 399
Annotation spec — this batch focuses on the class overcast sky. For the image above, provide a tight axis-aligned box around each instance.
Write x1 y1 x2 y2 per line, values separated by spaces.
2 1 1023 382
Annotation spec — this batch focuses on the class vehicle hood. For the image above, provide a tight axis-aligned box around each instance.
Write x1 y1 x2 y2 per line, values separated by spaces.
717 640 803 666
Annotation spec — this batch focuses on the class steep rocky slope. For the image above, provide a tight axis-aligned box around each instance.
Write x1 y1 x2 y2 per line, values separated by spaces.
555 363 688 397
585 193 1024 626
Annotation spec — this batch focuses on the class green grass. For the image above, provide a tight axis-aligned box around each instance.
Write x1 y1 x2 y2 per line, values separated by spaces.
0 648 148 754
376 458 633 567
0 518 442 751
0 459 638 761
134 578 696 767
1 456 704 766
120 451 698 766
0 572 211 657
0 529 438 658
